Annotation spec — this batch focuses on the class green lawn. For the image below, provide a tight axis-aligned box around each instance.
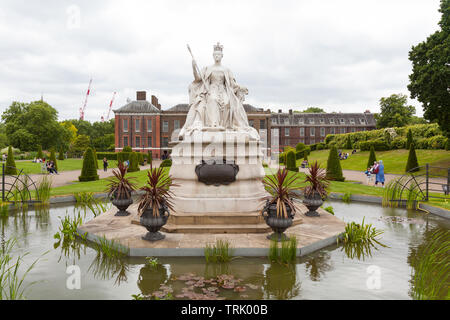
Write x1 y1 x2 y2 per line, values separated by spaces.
298 149 450 175
11 159 119 175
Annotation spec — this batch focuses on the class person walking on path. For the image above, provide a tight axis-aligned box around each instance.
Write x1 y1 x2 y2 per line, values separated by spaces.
375 160 385 187
103 157 108 172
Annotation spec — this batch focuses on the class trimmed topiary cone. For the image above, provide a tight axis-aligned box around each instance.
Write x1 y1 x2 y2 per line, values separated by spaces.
405 143 419 172
93 149 99 169
286 150 298 172
79 147 99 182
58 147 64 160
49 148 58 171
326 146 345 181
127 152 140 172
5 146 17 175
367 145 377 169
37 145 44 159
406 129 413 150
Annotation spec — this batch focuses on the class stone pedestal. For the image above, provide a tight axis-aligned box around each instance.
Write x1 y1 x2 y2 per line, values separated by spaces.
165 131 283 233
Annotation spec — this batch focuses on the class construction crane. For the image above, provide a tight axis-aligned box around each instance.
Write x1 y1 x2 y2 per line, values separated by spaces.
101 92 117 122
79 78 92 121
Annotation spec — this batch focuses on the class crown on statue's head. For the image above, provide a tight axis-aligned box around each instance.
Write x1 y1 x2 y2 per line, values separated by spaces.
213 42 223 52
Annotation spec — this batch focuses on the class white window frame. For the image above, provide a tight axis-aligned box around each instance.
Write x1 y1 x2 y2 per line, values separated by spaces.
135 119 140 132
310 127 315 137
123 119 128 132
174 120 180 130
320 127 325 137
147 119 152 132
300 127 305 136
285 128 290 136
309 118 314 124
162 121 169 133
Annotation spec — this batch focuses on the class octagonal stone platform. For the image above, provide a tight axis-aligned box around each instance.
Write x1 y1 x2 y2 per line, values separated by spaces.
77 202 346 257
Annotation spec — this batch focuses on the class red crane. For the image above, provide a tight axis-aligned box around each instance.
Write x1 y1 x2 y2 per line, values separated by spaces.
79 78 92 121
101 92 117 122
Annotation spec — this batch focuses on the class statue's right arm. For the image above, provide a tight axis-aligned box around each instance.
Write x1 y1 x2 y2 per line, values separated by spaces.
192 60 202 82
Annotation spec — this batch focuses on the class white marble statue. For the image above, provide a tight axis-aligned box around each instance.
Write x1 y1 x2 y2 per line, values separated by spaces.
178 43 260 141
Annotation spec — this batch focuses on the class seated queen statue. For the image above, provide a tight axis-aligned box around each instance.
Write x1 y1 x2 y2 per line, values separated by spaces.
178 43 260 141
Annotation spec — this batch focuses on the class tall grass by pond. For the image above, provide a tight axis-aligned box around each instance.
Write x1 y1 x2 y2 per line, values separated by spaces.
36 174 52 204
410 229 450 300
204 240 234 263
0 237 42 300
74 191 110 217
268 236 297 264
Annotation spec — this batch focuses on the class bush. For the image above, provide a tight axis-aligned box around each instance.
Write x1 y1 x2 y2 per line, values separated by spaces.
309 144 317 151
79 148 99 182
138 152 145 165
316 143 326 150
123 146 132 152
359 139 390 151
160 159 172 167
146 151 152 164
326 146 344 181
295 143 306 152
446 139 450 151
5 146 17 175
49 148 58 171
279 152 287 164
428 135 447 149
415 138 429 149
127 152 140 172
117 152 131 164
406 143 419 172
367 145 377 169
286 150 298 172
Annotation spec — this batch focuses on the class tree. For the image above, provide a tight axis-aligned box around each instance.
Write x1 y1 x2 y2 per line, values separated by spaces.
376 94 416 129
406 129 414 149
1 100 71 151
408 0 450 138
326 146 344 181
406 143 420 172
5 146 17 175
294 107 325 113
93 149 98 169
70 135 91 157
49 148 58 171
295 142 306 152
367 145 377 169
79 148 99 182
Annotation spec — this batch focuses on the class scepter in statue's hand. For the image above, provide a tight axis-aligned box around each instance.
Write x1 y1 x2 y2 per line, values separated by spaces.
187 44 209 91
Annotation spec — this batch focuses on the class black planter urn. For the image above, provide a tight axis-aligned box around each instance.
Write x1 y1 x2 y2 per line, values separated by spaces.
303 192 324 217
112 197 133 217
140 204 169 242
262 202 294 242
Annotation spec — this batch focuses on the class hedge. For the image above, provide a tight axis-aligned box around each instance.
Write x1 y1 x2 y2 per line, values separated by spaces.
160 159 172 167
93 149 98 169
127 152 140 172
325 123 445 150
117 152 131 164
96 152 118 161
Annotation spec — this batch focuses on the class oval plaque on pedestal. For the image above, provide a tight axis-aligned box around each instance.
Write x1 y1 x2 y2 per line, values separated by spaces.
195 159 239 186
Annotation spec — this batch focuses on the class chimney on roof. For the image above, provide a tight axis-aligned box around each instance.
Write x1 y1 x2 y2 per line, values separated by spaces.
151 95 160 110
136 91 146 101
289 109 293 115
365 110 371 113
278 109 282 113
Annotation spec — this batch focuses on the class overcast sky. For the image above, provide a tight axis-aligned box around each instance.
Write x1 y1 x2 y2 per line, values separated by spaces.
0 0 442 122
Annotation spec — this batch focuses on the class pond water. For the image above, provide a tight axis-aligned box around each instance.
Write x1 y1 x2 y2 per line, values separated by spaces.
0 200 448 300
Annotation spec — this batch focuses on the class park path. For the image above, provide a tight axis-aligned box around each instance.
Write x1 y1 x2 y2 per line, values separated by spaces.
26 160 163 188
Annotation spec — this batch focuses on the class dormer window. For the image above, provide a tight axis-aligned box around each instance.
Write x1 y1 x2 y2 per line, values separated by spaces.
319 118 324 124
360 118 366 124
349 118 355 125
340 118 345 124
309 118 314 124
329 118 335 124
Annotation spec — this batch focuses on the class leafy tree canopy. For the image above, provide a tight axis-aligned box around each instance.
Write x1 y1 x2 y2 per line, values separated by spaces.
376 94 416 129
408 0 450 137
294 107 326 113
1 100 71 151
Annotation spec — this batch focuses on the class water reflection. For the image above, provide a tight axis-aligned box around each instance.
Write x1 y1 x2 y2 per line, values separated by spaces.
303 251 333 281
263 263 300 300
89 251 130 286
137 263 169 295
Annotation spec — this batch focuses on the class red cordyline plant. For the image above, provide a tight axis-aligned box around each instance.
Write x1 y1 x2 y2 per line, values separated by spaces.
262 168 302 218
138 164 178 217
106 161 137 199
303 161 329 198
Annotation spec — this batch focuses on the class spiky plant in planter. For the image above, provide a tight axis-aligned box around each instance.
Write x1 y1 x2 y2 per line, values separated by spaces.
106 161 137 216
261 168 302 241
138 164 178 241
303 161 329 217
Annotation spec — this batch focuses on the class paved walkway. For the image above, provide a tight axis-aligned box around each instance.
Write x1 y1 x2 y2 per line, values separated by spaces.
21 160 163 188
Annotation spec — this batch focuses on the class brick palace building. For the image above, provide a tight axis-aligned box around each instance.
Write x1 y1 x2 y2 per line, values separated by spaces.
113 91 376 158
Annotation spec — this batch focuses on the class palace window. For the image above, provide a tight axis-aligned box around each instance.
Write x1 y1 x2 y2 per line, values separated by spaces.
147 119 152 132
123 136 128 147
260 120 266 129
320 127 325 137
285 128 290 136
330 127 335 134
309 118 314 124
147 136 152 147
174 120 180 130
162 137 169 147
162 121 169 133
329 118 335 124
349 118 355 125
340 128 346 134
310 127 315 136
136 136 141 148
135 119 140 132
300 127 305 136
340 118 345 124
123 119 128 132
